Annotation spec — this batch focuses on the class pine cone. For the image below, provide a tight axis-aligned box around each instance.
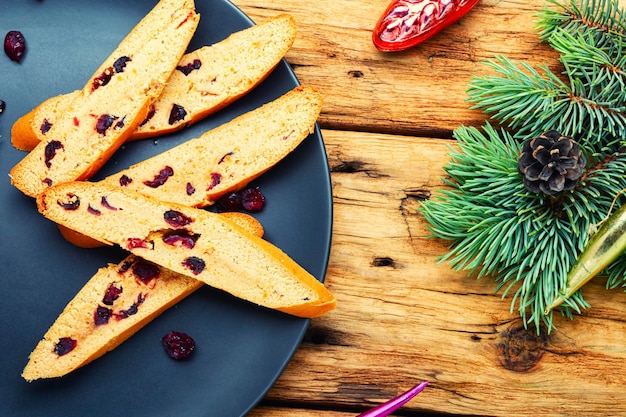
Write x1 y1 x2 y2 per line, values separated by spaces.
518 130 586 196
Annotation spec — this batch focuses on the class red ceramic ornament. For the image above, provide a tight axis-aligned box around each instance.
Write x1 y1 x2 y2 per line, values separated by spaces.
372 0 480 52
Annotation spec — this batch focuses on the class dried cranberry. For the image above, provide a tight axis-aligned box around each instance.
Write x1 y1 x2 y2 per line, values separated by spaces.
102 283 122 305
101 196 118 210
186 182 195 196
113 56 131 73
162 331 195 360
207 172 222 191
0 100 5 114
126 239 144 248
115 294 146 320
140 104 156 126
241 187 266 212
95 114 118 135
114 116 126 130
94 305 112 325
126 238 149 249
216 192 242 212
54 337 77 356
42 178 53 186
218 151 234 164
119 175 133 186
92 67 114 91
118 259 134 273
163 230 199 249
4 31 26 63
143 166 174 188
44 140 63 168
87 204 101 215
176 59 202 75
56 193 80 210
40 119 52 134
164 210 193 228
182 256 205 275
132 260 160 284
168 103 187 125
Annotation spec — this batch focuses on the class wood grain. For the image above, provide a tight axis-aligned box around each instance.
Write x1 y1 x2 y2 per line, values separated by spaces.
236 0 562 137
229 0 626 415
251 131 626 416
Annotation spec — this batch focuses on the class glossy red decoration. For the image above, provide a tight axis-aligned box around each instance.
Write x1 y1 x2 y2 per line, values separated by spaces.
372 0 480 52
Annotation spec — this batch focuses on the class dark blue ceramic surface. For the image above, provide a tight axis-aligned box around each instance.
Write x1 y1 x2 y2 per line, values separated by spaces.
0 1 332 416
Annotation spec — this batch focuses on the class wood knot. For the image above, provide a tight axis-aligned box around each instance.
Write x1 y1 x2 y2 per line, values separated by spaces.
348 70 364 78
372 257 396 267
496 325 547 372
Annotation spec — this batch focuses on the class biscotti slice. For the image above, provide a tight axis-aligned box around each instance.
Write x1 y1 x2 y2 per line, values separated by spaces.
37 181 336 319
104 85 322 206
11 14 297 151
57 85 321 248
9 0 199 198
22 213 262 382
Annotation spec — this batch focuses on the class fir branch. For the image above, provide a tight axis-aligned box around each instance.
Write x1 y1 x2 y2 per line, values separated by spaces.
467 54 626 149
536 0 626 41
549 27 626 99
420 124 626 332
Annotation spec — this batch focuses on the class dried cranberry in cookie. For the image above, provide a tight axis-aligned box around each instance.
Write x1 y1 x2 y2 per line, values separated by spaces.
168 103 187 125
53 337 77 356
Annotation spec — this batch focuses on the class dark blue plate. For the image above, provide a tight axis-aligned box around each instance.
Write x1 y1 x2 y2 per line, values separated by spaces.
0 1 332 416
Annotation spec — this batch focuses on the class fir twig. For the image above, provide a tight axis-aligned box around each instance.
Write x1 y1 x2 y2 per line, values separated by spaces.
420 124 626 331
467 53 626 149
536 0 626 41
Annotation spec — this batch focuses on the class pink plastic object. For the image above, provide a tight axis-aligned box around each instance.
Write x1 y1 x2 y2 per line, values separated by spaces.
356 381 429 416
372 0 479 52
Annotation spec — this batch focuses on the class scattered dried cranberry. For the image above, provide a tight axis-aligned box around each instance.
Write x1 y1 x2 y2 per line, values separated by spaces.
182 256 205 275
143 166 174 188
216 187 266 212
44 140 64 168
56 193 80 210
207 172 221 191
54 337 77 356
168 103 187 125
87 204 101 215
94 306 112 325
40 119 52 134
126 238 149 249
113 56 131 73
176 59 202 75
4 31 26 63
0 100 5 114
163 230 199 249
140 104 156 126
241 187 266 212
102 283 123 305
92 68 114 91
115 294 145 319
216 192 242 212
118 259 134 273
186 182 196 196
132 259 161 284
101 196 118 210
218 151 234 164
119 175 133 186
95 114 118 135
162 331 195 360
164 210 193 228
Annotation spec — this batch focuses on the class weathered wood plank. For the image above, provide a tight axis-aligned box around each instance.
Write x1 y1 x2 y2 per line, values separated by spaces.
234 0 562 137
250 130 626 416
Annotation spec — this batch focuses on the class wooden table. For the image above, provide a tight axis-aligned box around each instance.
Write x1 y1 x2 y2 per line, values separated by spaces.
233 0 626 416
